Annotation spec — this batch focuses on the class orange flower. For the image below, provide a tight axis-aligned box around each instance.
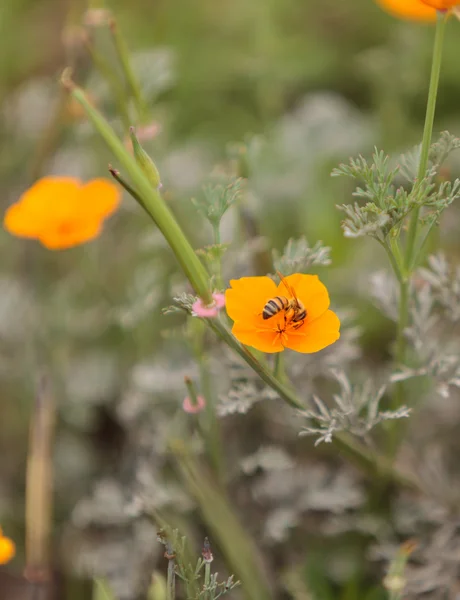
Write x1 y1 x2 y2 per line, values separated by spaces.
375 0 437 20
225 273 340 354
3 176 120 250
421 0 459 7
0 528 15 564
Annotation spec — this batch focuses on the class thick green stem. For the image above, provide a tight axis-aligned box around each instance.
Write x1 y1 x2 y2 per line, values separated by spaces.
404 11 448 271
63 76 212 304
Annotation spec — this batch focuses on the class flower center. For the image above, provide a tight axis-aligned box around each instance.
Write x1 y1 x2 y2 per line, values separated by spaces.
57 221 76 236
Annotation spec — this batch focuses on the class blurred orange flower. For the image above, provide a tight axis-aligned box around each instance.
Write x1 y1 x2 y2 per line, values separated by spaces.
3 177 120 250
0 528 15 565
376 0 460 19
421 0 459 7
225 273 340 354
375 0 437 20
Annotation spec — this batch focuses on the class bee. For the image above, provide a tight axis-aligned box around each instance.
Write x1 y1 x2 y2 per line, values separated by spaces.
262 272 307 327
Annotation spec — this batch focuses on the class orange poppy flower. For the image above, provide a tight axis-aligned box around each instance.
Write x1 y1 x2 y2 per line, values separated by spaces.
0 528 15 564
421 0 459 7
225 273 340 354
375 0 437 20
3 176 120 250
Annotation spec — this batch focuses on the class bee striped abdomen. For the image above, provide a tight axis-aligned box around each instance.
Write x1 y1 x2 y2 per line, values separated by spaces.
262 296 289 320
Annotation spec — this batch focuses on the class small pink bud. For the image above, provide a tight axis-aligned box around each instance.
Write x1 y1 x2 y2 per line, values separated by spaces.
137 122 161 141
182 395 206 414
83 9 112 26
192 293 225 318
125 122 161 152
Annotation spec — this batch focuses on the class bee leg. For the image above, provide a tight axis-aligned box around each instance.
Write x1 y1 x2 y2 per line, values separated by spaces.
293 320 304 330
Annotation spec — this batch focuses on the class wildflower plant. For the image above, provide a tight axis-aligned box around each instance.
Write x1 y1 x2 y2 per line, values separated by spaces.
3 2 460 599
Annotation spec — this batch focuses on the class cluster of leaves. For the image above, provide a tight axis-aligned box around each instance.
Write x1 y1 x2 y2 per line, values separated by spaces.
272 236 331 275
191 177 243 231
333 133 460 241
157 529 239 600
163 293 198 315
299 370 410 445
390 253 460 398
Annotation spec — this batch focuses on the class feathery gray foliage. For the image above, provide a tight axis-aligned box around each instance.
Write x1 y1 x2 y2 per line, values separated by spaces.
272 236 331 275
299 370 410 445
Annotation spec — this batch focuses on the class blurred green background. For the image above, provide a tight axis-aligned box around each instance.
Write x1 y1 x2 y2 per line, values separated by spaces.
1 1 460 599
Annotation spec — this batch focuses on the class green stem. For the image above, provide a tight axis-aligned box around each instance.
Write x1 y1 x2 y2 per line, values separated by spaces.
85 38 131 131
390 11 447 426
166 550 176 600
63 76 212 304
409 215 438 272
395 281 409 368
108 165 150 215
379 238 404 285
210 319 304 410
184 376 200 408
204 562 211 600
209 319 420 490
212 224 224 290
198 359 225 483
273 352 285 381
109 17 149 124
404 11 448 271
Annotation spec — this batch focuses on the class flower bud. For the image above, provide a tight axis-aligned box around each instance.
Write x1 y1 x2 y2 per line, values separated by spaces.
129 127 161 189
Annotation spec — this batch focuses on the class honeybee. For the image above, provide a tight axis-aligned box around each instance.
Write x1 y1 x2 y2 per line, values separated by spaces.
262 272 307 327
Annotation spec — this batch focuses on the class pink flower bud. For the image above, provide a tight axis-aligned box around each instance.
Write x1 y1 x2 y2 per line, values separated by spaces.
192 293 225 318
182 395 206 414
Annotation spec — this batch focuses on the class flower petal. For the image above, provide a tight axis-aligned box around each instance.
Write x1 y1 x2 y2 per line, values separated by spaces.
231 322 284 353
225 276 278 323
285 310 340 353
39 219 103 250
3 177 81 237
375 0 436 20
278 273 330 323
420 0 456 8
0 535 15 565
79 179 121 219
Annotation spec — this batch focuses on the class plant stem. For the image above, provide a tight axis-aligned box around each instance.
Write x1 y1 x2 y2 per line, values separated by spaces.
85 37 131 131
108 165 150 214
379 238 404 285
392 11 447 412
63 76 212 304
109 17 149 124
404 11 448 271
212 225 224 290
198 359 225 484
210 319 304 410
25 375 55 584
273 352 285 381
395 280 409 369
166 543 176 600
209 319 421 490
204 561 211 600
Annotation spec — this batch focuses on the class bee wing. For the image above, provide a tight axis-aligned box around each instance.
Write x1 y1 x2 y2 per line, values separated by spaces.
276 271 299 302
